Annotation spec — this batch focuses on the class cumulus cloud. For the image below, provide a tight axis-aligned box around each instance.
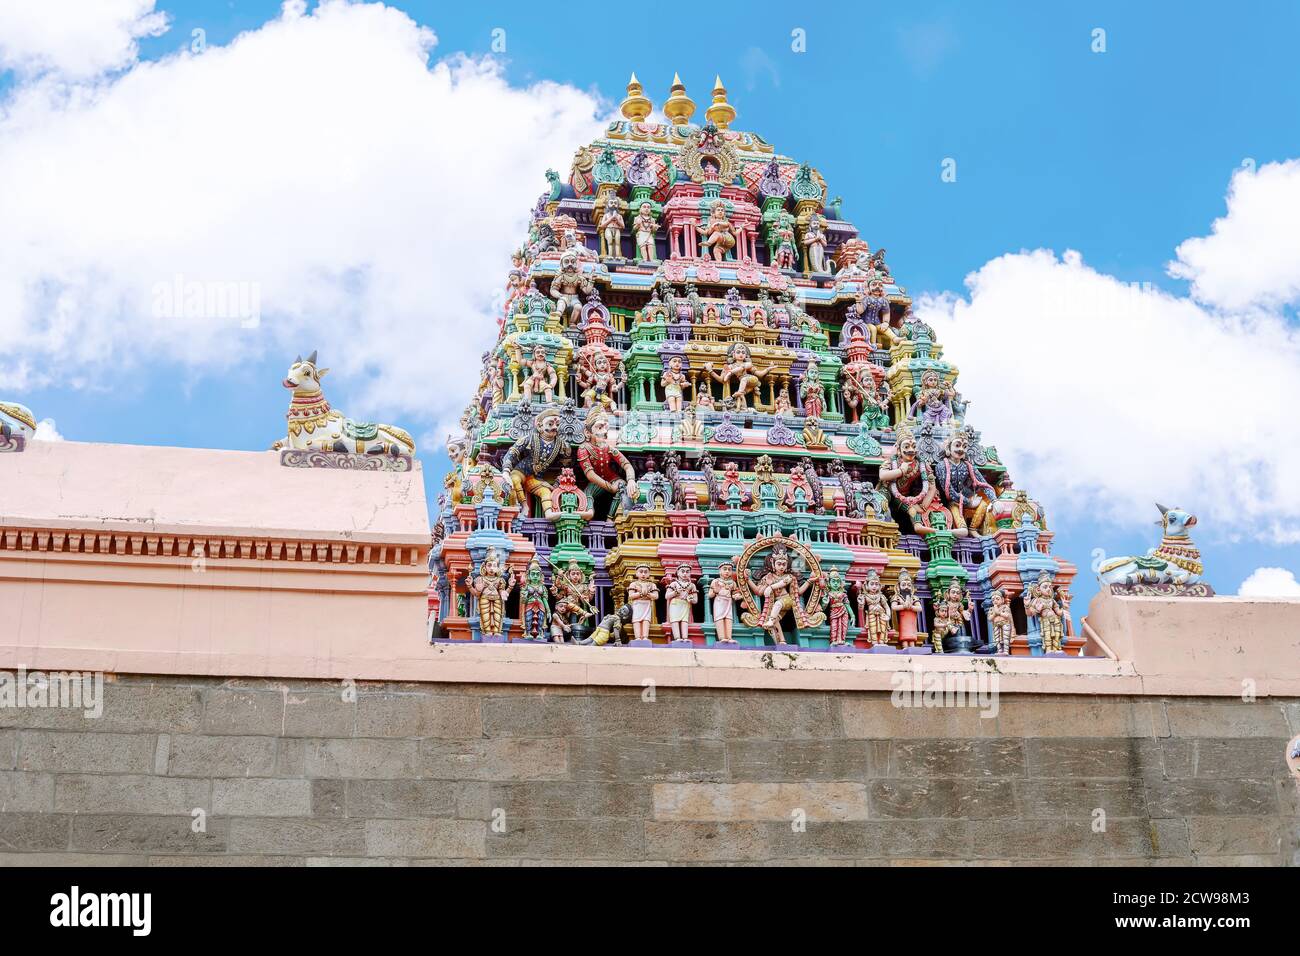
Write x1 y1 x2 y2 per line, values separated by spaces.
916 240 1300 544
0 0 169 79
0 0 606 437
34 418 64 442
1169 159 1300 312
1237 567 1300 598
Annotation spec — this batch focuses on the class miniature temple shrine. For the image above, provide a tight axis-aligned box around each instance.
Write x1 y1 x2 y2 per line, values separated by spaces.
429 73 1081 655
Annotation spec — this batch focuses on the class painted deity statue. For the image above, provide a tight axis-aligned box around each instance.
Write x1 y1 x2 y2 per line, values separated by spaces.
987 587 1015 655
466 548 515 640
802 212 828 274
273 352 416 456
549 595 592 644
704 342 774 412
934 432 997 538
879 427 937 535
552 559 597 623
802 417 828 449
521 346 558 405
550 250 594 326
627 564 660 642
520 560 551 641
740 544 815 646
598 195 625 259
700 200 736 262
1026 572 1067 653
772 212 797 270
660 355 689 412
709 562 740 644
931 580 971 654
856 570 892 646
800 360 826 419
890 569 922 648
910 369 956 425
501 408 573 514
664 565 699 642
773 386 794 417
633 202 658 262
821 569 857 647
578 350 624 409
577 407 637 519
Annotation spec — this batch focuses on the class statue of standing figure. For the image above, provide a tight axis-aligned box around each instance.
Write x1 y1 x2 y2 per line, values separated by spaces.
700 200 736 262
890 570 922 648
633 202 658 262
930 580 971 654
802 212 828 273
709 562 740 644
520 560 551 641
987 587 1015 655
465 549 516 640
1026 572 1067 653
627 564 659 642
598 195 625 258
520 346 558 405
664 566 699 642
821 569 857 647
856 570 892 646
550 250 594 326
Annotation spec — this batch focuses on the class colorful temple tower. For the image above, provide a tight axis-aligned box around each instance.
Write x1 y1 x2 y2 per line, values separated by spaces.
431 74 1080 655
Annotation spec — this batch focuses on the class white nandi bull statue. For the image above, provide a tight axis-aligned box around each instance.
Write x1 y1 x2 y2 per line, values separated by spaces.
272 351 416 456
0 402 36 442
1097 504 1202 588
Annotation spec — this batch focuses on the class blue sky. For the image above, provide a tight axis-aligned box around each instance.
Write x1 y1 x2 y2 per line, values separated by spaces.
5 0 1300 613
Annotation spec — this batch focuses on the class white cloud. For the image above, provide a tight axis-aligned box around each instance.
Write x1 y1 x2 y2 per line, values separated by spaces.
1169 159 1300 312
33 418 63 441
0 0 169 79
916 243 1300 544
1237 566 1300 598
0 0 606 439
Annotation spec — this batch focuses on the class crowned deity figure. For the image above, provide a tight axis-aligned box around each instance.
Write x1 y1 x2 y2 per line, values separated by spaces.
520 560 551 641
1026 572 1067 653
520 346 558 405
739 543 816 646
660 355 689 412
934 431 997 538
879 427 937 535
930 580 971 654
577 407 637 519
820 569 857 647
700 200 737 262
633 201 658 263
802 212 829 274
987 587 1015 655
501 407 573 514
550 250 594 326
663 565 699 642
910 369 956 425
598 194 625 259
799 360 826 419
890 569 923 648
771 211 798 270
578 350 625 409
856 570 893 646
466 549 516 640
704 342 774 412
627 564 660 642
709 562 741 644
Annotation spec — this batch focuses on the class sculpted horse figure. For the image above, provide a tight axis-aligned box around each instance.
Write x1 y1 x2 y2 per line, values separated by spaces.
272 351 415 456
1097 504 1202 587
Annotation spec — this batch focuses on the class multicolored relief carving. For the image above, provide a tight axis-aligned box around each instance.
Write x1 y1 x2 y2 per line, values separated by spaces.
428 73 1083 654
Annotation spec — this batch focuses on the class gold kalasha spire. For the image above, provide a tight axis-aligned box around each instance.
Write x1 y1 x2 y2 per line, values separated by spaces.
706 74 736 129
663 72 696 126
620 72 652 122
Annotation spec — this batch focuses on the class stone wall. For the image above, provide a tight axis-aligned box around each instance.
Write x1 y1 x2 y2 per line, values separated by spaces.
1 675 1296 865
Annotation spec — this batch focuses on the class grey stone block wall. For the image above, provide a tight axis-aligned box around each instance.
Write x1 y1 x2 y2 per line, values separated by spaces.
0 676 1296 865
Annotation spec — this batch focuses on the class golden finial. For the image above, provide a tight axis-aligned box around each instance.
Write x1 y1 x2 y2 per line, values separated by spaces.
706 74 736 129
620 72 652 122
663 72 696 126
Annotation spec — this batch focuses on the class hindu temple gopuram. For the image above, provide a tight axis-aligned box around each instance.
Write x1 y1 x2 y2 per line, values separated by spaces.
430 74 1079 655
